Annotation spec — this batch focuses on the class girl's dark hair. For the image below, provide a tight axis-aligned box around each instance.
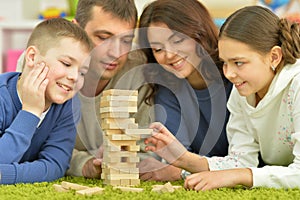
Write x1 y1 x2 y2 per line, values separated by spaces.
219 5 300 72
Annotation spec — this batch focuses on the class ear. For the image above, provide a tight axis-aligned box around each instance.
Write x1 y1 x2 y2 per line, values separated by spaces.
24 46 39 68
270 46 282 70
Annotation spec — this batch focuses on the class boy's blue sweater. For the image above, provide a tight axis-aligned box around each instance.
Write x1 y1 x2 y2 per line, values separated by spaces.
0 72 80 184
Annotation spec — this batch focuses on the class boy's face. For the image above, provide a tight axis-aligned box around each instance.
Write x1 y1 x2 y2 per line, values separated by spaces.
37 38 89 106
82 6 135 80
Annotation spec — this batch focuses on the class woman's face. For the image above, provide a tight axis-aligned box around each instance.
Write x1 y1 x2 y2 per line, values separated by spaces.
147 22 201 79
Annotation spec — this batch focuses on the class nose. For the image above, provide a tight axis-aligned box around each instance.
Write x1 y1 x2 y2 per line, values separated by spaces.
164 44 177 60
107 38 121 59
67 67 78 82
223 64 237 80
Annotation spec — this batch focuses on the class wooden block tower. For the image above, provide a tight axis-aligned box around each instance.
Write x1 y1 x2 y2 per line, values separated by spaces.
100 89 152 186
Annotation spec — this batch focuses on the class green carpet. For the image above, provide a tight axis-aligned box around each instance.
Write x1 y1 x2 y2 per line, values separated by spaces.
0 176 300 200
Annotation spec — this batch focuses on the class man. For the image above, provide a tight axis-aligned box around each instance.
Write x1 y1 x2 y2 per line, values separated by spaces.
65 0 152 178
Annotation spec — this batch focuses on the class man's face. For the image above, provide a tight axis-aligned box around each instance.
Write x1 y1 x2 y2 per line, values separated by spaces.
84 6 135 80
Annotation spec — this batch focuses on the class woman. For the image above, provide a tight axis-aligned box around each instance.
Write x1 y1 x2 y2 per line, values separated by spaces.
137 0 232 181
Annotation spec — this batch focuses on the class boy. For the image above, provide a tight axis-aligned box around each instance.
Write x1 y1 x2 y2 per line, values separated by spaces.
0 18 93 184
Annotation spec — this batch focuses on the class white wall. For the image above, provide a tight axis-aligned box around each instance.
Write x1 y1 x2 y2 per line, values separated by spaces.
134 0 256 18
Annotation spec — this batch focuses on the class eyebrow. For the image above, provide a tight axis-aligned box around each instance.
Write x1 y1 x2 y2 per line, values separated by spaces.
61 55 89 65
220 57 245 62
94 30 135 38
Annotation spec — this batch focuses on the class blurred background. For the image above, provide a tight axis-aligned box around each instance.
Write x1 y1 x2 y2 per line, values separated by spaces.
0 0 299 73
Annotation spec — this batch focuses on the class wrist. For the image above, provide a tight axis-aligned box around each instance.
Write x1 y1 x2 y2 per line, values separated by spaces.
180 169 191 180
173 151 188 168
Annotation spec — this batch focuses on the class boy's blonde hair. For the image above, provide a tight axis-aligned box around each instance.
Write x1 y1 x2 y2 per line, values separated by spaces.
27 18 94 55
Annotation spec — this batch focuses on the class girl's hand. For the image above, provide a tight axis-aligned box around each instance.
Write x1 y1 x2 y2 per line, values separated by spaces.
145 122 187 164
21 62 49 117
184 168 253 191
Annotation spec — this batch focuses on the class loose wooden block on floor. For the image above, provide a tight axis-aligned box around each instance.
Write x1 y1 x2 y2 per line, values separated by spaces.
75 187 104 196
61 181 90 191
113 186 144 192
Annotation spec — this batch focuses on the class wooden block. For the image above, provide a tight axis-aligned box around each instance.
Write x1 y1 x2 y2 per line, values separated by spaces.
151 187 162 193
103 144 121 151
103 138 136 147
102 118 136 125
104 151 137 158
100 100 137 108
104 129 123 135
130 179 140 186
53 184 69 192
100 112 130 119
129 168 139 174
152 184 182 190
107 173 139 180
151 182 176 193
102 156 121 163
103 179 121 186
161 182 175 193
102 168 120 174
127 156 140 163
102 89 138 96
101 95 138 102
104 162 137 169
115 167 139 174
103 155 138 163
120 179 130 186
113 186 144 192
100 106 137 114
107 134 140 141
125 145 140 151
76 187 104 196
101 121 138 129
61 181 90 191
123 129 152 138
128 123 139 129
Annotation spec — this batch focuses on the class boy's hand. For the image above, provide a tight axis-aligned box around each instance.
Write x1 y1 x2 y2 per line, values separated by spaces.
21 62 49 117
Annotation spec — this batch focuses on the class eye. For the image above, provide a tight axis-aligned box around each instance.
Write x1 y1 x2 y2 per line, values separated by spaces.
79 72 86 77
96 34 110 41
221 61 227 66
121 37 133 45
79 67 88 77
235 61 243 67
61 61 71 67
173 37 184 44
152 48 162 53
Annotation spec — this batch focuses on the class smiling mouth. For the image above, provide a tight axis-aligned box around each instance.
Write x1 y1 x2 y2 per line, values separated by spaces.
170 58 186 69
57 83 72 92
234 81 246 87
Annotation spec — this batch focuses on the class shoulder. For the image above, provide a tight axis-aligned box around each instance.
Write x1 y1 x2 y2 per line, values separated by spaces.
0 72 20 86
